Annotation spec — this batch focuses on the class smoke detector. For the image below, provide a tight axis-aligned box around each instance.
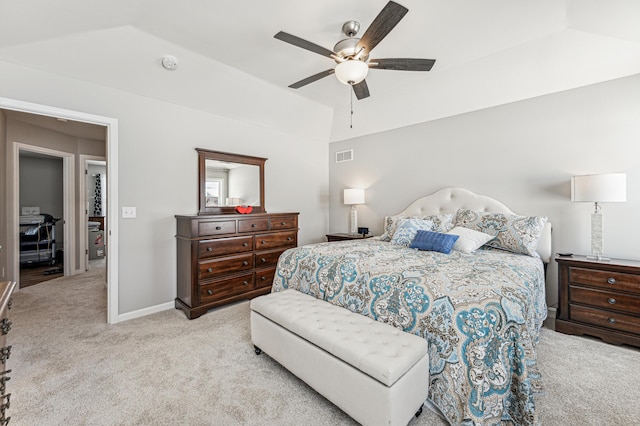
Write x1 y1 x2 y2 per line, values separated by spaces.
161 55 178 70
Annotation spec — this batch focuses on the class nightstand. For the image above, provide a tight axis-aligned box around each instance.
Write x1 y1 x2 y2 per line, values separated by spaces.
326 233 374 242
556 255 640 347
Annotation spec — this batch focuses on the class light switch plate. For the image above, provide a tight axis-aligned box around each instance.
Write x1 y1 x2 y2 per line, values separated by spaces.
122 207 136 218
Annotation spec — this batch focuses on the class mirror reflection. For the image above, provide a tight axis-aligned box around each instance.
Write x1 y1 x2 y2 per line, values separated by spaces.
205 160 261 207
197 148 266 215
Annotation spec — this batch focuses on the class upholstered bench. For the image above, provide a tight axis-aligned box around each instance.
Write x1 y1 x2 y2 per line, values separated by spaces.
250 289 430 426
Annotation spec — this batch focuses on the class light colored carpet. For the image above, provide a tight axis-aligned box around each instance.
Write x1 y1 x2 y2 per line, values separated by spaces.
8 269 640 425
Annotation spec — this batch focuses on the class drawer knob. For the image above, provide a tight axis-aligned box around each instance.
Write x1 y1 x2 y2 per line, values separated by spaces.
281 222 286 226
261 276 266 281
215 226 222 230
261 240 265 245
207 268 213 273
287 237 293 241
607 277 616 285
207 289 213 295
243 242 248 247
243 281 249 286
608 317 617 324
206 247 213 252
243 261 249 266
260 258 266 263
608 298 617 305
251 223 257 228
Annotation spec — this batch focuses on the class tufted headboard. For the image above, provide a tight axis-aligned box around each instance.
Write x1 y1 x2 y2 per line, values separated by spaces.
396 187 552 263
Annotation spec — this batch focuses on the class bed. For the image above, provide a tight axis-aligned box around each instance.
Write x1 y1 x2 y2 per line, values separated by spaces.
271 187 551 425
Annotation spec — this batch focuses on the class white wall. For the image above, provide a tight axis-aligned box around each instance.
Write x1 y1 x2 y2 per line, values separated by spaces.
0 60 330 316
329 73 640 308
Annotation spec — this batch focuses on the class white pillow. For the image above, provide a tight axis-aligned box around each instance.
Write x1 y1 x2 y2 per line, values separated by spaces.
446 226 494 253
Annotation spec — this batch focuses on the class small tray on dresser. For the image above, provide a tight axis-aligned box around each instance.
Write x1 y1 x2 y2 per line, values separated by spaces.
556 255 640 347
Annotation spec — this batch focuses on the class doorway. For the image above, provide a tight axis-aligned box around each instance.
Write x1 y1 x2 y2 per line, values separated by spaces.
18 150 66 287
0 96 120 324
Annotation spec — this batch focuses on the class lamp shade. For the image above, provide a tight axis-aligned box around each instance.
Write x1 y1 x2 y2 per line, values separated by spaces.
344 188 365 205
335 60 369 85
571 173 627 202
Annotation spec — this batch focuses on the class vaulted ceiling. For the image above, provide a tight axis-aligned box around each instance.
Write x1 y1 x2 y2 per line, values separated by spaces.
1 0 639 142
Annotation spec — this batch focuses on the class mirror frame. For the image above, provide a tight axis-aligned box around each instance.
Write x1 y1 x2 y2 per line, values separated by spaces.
197 148 266 215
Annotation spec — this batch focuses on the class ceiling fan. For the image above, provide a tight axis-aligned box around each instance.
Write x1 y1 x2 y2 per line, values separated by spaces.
274 1 436 100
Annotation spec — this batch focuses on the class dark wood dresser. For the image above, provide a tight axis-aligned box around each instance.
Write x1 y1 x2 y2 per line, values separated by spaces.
556 255 640 347
0 281 16 424
175 213 299 319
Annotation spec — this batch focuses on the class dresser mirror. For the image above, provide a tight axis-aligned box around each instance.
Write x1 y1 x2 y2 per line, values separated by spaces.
197 148 266 215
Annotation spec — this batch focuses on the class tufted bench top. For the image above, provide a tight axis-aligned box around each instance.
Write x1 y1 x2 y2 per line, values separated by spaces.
250 289 428 387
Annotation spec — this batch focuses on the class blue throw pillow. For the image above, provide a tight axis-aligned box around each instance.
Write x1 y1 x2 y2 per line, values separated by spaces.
410 230 459 254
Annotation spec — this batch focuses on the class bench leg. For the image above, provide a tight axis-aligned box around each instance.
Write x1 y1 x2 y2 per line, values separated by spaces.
254 345 262 355
415 406 423 418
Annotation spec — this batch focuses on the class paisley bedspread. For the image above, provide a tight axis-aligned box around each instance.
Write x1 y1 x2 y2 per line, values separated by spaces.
271 238 547 426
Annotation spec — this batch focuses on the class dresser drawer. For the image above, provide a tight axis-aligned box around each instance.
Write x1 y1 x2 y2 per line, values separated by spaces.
255 268 275 289
238 218 269 233
570 286 640 315
255 231 297 250
569 267 640 294
198 220 236 237
200 273 254 303
255 248 288 269
270 215 298 230
198 253 253 279
198 236 253 259
570 304 640 335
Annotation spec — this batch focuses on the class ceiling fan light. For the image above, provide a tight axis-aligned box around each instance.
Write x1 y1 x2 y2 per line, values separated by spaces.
335 60 369 85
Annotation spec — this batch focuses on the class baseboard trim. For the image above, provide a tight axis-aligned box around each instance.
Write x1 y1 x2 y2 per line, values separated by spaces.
117 301 174 323
544 306 557 330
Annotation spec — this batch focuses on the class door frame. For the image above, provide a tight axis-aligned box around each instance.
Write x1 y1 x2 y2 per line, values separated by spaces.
14 144 74 277
1 96 119 324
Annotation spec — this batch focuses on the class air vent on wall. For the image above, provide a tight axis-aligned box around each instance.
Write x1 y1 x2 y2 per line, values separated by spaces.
336 149 353 163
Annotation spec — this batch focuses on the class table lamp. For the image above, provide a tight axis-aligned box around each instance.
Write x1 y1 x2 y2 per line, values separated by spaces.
571 173 626 261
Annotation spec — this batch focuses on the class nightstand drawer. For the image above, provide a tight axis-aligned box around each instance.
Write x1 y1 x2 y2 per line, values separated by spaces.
570 304 640 335
570 286 640 315
569 267 640 294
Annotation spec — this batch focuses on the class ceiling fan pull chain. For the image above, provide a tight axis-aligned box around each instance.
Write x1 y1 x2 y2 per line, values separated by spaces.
350 88 354 129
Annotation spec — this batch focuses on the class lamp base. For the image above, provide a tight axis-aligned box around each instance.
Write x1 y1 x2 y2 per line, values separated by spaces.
349 205 358 234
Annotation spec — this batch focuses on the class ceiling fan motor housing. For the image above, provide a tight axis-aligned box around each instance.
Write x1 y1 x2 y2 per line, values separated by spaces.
333 37 369 62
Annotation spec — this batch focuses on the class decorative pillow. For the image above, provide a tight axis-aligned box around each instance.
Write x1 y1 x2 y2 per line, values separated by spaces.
454 209 548 257
446 226 495 253
410 230 459 254
390 218 436 246
380 213 454 241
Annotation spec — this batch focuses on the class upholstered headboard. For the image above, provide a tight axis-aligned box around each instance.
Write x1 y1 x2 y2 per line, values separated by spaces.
396 187 552 263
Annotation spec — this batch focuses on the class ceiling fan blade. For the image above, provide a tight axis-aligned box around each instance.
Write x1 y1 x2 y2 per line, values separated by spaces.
289 69 335 89
274 31 336 58
357 1 408 54
370 58 436 71
352 80 370 100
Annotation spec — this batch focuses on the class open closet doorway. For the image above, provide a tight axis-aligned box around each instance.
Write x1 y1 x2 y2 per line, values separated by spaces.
81 157 107 278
